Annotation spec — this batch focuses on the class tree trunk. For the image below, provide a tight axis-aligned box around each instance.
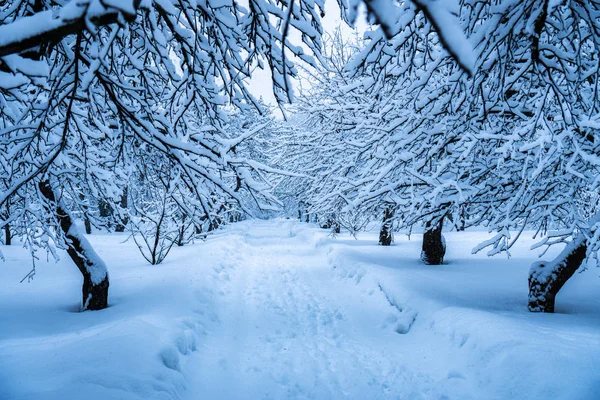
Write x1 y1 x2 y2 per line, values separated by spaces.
79 193 93 234
421 219 446 265
115 188 129 232
379 208 393 246
332 222 341 234
177 224 186 246
528 237 587 313
457 207 466 232
84 217 92 234
177 213 187 247
3 202 11 245
3 222 11 246
98 199 113 217
39 181 109 311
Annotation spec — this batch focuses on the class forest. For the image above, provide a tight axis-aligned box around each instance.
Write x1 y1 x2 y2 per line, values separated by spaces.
0 1 599 399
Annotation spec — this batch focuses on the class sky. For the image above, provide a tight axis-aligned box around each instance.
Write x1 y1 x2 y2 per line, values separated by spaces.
247 0 370 107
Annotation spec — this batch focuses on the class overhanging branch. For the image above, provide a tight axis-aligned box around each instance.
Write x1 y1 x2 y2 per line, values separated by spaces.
0 0 141 58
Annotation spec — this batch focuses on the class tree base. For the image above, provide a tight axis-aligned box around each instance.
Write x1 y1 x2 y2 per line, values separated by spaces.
379 208 394 246
528 238 587 313
421 221 446 265
83 275 110 311
379 228 392 246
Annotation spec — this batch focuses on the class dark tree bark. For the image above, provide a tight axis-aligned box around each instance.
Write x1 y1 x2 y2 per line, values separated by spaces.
3 223 11 246
322 219 340 233
297 201 305 221
208 219 217 232
528 237 587 313
177 213 187 247
114 218 124 232
84 217 92 234
2 201 11 245
115 188 129 232
379 208 393 246
321 214 340 233
149 206 166 264
99 199 114 218
39 181 109 311
457 207 466 232
78 193 92 234
98 198 115 231
332 221 341 234
421 219 446 265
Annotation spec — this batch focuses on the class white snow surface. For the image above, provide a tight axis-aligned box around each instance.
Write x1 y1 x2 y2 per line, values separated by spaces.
1 219 599 399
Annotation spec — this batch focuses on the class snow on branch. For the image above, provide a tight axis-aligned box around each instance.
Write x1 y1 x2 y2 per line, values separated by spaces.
413 0 474 75
0 0 140 57
350 0 475 75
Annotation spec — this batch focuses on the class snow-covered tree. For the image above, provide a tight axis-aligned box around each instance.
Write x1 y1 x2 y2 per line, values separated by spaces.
462 0 600 312
279 0 600 312
5 0 599 316
0 0 333 310
277 21 458 260
350 0 600 310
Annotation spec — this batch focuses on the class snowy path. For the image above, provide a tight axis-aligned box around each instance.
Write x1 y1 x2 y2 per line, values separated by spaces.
2 219 599 400
183 221 456 400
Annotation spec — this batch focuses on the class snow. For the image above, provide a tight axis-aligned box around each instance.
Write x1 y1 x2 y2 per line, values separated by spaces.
2 55 49 78
0 71 28 89
0 10 64 53
66 224 108 285
414 0 475 75
1 220 599 399
100 0 139 17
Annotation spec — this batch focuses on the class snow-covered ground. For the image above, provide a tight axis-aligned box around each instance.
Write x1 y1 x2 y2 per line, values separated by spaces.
1 219 599 400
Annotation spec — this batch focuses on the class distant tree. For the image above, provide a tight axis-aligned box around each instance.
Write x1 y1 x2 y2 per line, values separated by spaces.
379 208 394 246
